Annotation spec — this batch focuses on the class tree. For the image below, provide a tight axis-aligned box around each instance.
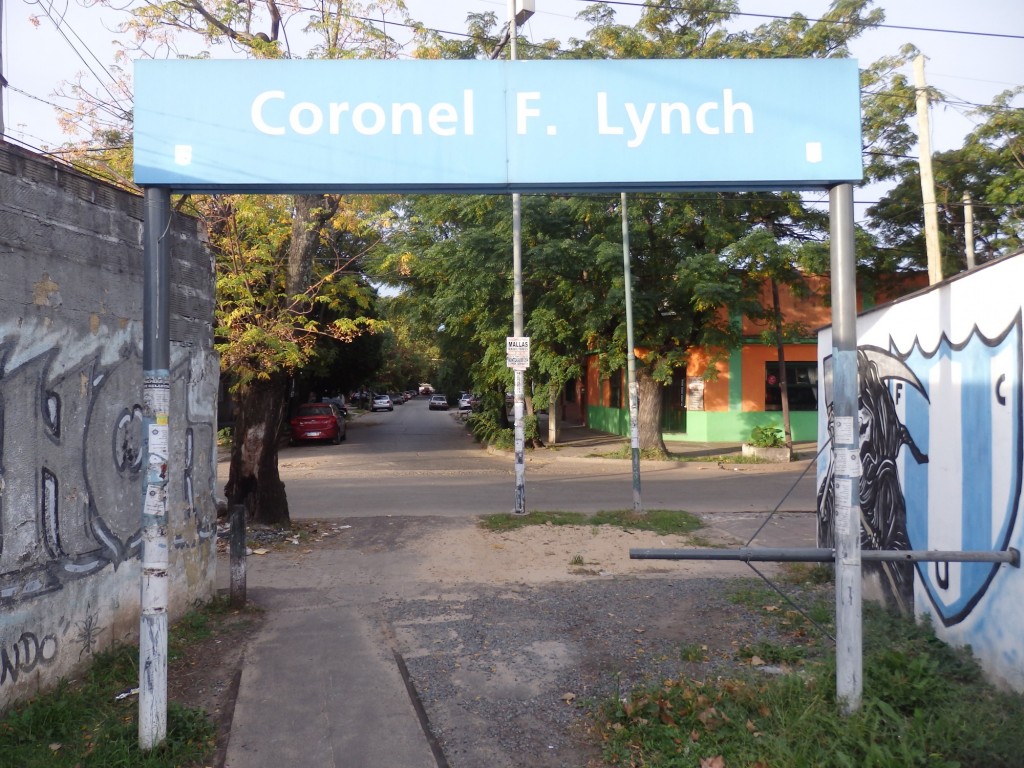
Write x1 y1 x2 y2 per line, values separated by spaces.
367 0 896 457
205 194 380 523
72 0 408 524
555 0 888 454
865 85 1024 274
725 225 822 453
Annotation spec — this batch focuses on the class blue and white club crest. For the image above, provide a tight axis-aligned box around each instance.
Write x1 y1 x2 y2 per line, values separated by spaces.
891 313 1022 626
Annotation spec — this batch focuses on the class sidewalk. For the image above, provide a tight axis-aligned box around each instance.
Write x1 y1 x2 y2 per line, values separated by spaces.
532 418 819 464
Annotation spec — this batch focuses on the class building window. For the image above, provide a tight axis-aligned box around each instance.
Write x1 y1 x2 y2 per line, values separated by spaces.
765 362 819 411
564 380 576 403
609 370 623 409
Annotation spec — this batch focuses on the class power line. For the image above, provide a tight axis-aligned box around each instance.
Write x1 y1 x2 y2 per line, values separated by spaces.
29 0 128 109
566 0 1024 41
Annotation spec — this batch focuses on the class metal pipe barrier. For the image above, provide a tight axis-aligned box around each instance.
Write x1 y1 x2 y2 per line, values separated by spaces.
630 547 1021 567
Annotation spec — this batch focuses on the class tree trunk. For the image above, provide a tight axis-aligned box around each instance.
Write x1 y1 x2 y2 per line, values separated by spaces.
771 278 794 453
288 194 333 296
636 366 667 456
224 372 290 526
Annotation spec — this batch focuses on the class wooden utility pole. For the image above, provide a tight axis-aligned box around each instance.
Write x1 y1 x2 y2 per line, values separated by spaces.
914 54 943 285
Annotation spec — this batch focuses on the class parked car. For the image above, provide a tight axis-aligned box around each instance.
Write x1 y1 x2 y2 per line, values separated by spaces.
390 392 405 405
458 393 473 410
371 394 394 412
320 396 348 416
428 394 449 411
289 403 346 445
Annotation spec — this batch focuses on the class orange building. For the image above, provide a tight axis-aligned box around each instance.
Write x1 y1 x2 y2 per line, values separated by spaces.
581 273 926 443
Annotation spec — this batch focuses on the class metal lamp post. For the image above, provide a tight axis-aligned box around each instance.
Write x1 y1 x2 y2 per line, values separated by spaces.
509 0 533 515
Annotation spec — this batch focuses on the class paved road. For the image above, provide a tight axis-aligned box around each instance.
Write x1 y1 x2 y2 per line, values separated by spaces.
220 397 820 520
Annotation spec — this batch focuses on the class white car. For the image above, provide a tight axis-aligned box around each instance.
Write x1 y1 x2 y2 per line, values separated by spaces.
458 393 473 410
428 395 449 411
371 394 393 412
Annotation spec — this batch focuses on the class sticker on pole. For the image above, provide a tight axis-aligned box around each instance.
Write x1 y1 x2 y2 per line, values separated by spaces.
506 337 530 371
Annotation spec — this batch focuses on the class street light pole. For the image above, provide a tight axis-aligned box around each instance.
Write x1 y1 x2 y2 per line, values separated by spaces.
621 193 642 513
509 0 531 515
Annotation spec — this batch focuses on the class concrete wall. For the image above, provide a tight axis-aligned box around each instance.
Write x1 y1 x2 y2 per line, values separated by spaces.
817 252 1024 690
0 144 218 710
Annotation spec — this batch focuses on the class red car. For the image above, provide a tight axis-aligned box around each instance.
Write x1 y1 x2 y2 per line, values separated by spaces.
289 403 346 445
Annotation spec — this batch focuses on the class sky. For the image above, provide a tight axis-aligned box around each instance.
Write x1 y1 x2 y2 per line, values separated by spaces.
2 0 1021 170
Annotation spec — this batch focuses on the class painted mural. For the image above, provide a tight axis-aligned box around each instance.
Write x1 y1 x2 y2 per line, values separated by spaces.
0 322 218 699
817 252 1024 690
0 143 218 710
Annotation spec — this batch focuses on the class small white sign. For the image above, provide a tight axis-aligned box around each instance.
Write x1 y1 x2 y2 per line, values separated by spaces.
506 336 530 371
834 416 855 444
835 448 861 478
834 478 853 535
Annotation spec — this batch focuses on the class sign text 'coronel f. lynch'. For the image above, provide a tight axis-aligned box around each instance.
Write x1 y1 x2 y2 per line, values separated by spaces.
134 59 863 192
249 88 754 149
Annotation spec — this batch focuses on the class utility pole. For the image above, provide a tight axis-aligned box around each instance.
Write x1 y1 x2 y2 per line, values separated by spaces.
508 0 533 515
830 184 863 714
620 193 642 513
914 54 943 285
140 187 172 749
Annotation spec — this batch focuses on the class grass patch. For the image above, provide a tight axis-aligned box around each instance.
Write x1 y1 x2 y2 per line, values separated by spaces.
780 562 835 586
726 581 834 640
589 447 769 463
673 453 767 464
0 601 239 768
599 602 1024 767
479 509 702 536
591 447 676 460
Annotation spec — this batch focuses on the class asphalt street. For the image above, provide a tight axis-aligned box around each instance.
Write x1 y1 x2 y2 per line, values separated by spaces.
226 397 821 520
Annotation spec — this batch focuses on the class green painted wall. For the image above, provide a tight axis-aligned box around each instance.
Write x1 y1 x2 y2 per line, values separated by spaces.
728 346 743 411
588 405 818 443
587 405 630 435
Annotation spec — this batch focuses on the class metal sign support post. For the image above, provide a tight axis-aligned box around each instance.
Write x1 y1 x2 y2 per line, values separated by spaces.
830 183 863 713
140 187 172 748
620 193 642 512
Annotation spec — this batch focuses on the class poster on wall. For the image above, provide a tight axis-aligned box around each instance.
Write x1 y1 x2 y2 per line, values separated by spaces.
816 252 1024 690
686 376 705 411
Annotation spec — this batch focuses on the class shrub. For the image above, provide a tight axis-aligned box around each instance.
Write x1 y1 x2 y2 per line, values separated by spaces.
749 424 785 448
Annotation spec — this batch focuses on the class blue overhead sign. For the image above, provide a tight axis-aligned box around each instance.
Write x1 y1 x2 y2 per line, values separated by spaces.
133 59 862 193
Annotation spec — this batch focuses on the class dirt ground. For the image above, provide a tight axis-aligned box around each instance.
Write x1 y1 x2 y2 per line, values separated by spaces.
174 513 818 767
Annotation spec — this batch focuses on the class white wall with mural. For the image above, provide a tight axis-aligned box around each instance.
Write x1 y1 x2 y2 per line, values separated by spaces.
0 144 218 711
817 251 1024 690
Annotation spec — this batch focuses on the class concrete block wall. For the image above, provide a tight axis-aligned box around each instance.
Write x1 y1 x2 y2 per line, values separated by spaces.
0 143 218 710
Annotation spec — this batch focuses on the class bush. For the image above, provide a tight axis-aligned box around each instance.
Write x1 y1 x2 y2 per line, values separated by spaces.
749 424 784 448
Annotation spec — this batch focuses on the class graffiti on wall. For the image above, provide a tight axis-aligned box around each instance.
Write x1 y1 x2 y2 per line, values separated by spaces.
818 312 1022 626
0 326 216 611
0 631 59 686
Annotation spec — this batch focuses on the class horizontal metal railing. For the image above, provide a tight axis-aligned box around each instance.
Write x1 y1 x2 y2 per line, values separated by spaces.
630 547 1021 567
